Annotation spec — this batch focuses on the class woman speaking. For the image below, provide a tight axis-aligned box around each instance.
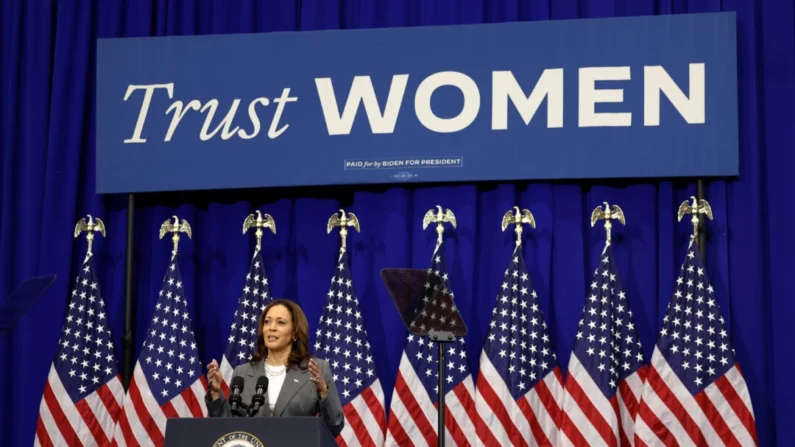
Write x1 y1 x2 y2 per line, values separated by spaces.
204 299 344 438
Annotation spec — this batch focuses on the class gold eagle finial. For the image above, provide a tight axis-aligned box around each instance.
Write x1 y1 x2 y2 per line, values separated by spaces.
423 205 456 252
74 214 106 257
590 202 625 246
501 206 536 247
243 210 276 253
327 209 360 255
159 215 191 257
677 196 713 241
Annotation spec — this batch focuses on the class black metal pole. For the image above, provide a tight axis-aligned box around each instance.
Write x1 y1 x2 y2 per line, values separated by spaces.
438 342 446 447
122 193 136 390
696 179 706 262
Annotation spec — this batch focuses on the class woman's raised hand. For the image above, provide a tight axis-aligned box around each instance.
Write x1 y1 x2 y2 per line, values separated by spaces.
207 359 221 399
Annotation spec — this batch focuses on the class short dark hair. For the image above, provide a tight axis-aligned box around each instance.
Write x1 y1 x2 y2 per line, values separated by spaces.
250 299 310 369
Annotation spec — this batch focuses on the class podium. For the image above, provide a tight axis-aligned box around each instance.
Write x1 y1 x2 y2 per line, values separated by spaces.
163 417 338 447
0 275 56 339
380 267 468 447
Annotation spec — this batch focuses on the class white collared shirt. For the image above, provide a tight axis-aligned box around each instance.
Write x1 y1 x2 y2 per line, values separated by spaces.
264 363 287 413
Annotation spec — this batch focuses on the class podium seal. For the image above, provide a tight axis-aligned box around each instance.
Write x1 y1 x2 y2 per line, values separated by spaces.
213 431 265 447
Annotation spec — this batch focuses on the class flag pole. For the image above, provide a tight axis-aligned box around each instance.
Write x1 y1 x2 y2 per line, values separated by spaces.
696 179 706 262
122 193 136 390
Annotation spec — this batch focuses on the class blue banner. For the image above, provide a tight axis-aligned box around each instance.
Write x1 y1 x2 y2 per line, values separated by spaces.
96 12 738 193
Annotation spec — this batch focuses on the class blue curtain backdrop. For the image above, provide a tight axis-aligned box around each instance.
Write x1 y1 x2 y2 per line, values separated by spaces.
1 0 792 445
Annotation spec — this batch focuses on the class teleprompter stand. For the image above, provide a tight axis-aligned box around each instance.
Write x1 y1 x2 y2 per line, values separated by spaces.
381 268 468 447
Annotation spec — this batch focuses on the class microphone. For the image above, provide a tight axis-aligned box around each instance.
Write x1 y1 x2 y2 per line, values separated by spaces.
229 376 245 413
248 376 269 417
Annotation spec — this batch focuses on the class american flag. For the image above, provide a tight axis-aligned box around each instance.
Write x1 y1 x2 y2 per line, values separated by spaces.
218 248 272 398
34 252 125 446
314 250 387 446
634 241 759 446
474 246 565 446
111 253 208 447
558 245 648 447
385 248 478 446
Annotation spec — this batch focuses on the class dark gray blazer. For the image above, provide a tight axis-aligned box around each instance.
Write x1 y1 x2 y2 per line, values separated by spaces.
204 357 344 438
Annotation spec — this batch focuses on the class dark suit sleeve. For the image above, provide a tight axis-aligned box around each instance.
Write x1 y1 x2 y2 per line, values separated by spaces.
317 359 345 437
204 366 236 418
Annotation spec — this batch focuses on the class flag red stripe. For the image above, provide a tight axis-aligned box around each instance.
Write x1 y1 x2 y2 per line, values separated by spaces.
220 381 230 400
608 395 629 447
96 381 122 419
180 386 204 418
387 412 413 447
128 379 165 445
335 434 350 447
618 380 640 418
557 397 589 446
714 374 759 445
634 432 651 447
693 391 741 447
618 377 642 446
636 367 648 384
516 394 552 446
342 401 376 447
472 381 503 447
475 376 527 447
35 415 55 447
539 369 564 424
112 406 135 447
535 369 571 445
393 372 437 446
473 408 502 447
42 383 83 447
436 397 468 447
541 369 584 446
75 398 110 445
636 399 680 447
161 400 179 419
361 386 387 435
449 382 476 446
646 366 708 446
564 372 618 447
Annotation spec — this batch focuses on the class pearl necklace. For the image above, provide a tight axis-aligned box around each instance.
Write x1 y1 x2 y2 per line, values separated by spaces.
264 362 286 376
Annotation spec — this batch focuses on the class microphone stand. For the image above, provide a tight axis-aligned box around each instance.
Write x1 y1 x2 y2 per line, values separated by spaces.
231 402 250 417
248 394 264 417
229 386 250 417
230 388 245 416
248 404 259 417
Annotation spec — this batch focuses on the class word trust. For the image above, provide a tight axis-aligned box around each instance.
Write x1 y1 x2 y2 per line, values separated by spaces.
121 64 705 143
